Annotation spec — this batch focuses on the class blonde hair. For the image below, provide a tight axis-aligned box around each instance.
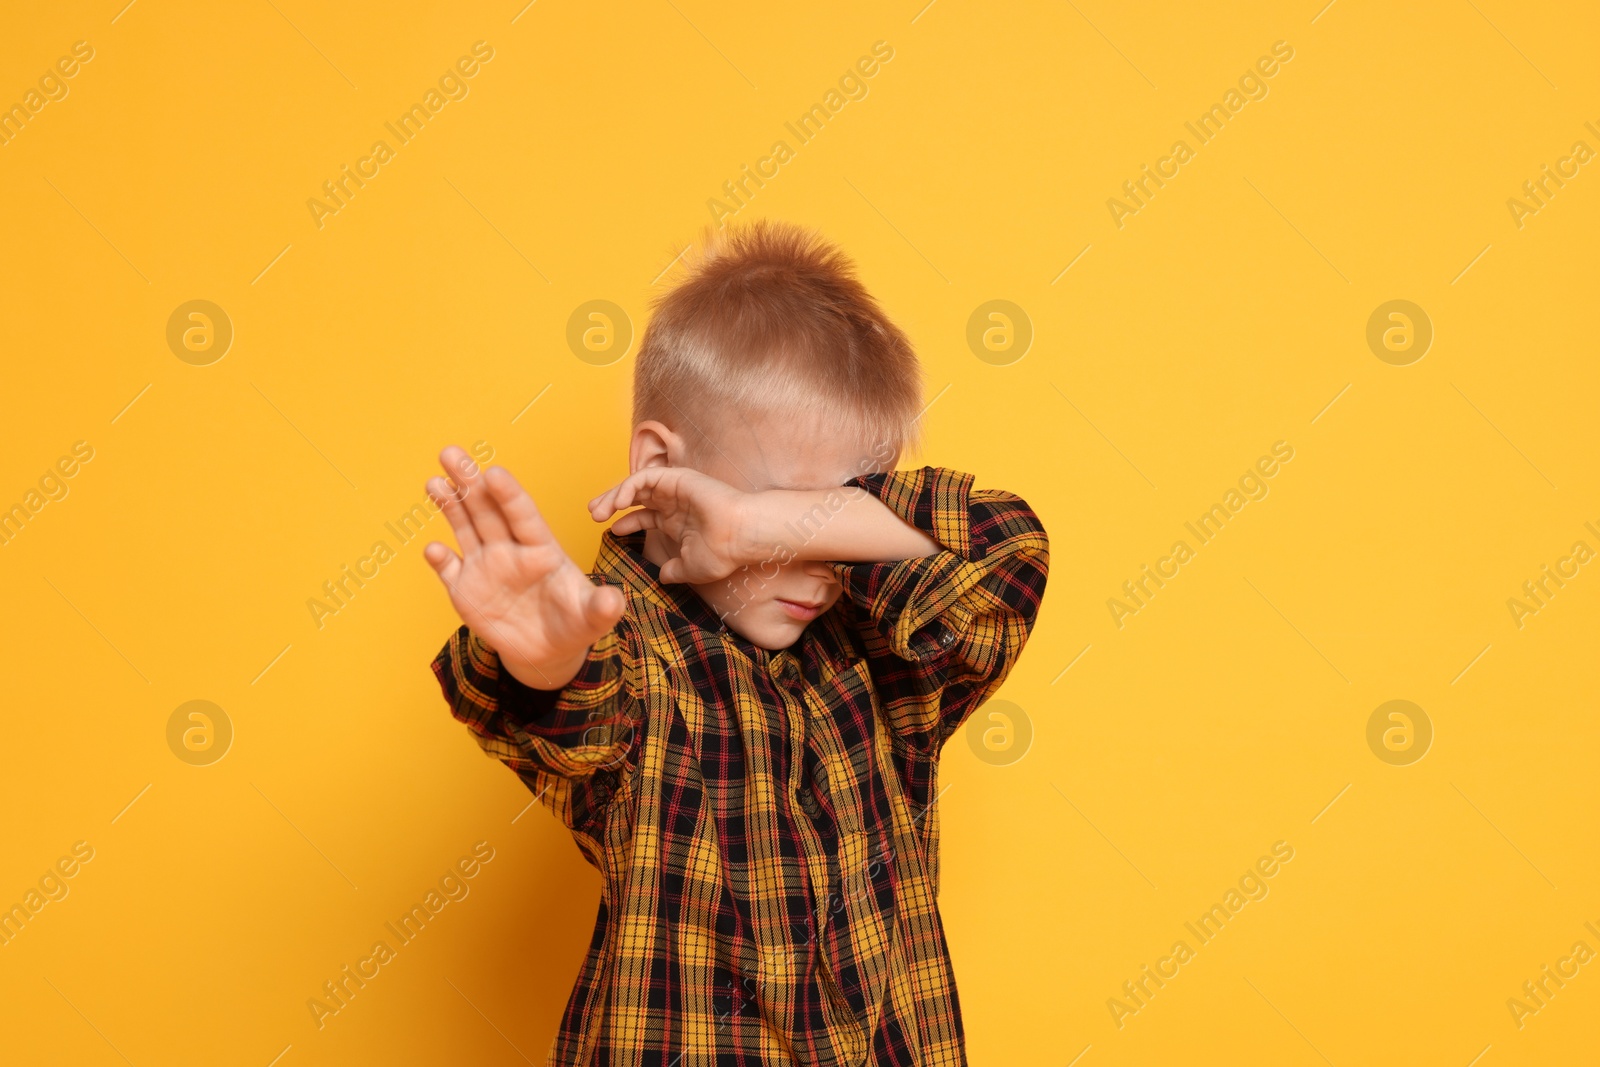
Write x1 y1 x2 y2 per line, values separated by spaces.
633 219 924 462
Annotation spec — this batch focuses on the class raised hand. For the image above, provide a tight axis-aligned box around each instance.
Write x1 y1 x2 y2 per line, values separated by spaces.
423 446 625 690
587 466 754 584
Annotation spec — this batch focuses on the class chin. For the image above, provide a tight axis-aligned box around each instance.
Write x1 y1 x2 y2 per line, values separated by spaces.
719 596 836 651
729 620 804 651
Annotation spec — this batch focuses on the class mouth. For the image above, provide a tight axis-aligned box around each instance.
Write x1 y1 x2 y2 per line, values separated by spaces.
775 597 825 622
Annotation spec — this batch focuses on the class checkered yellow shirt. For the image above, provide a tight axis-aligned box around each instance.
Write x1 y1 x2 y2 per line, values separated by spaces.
432 466 1049 1065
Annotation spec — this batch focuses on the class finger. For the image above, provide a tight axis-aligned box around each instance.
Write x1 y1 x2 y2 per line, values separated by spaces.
586 481 623 514
608 508 657 536
442 446 512 543
586 468 657 510
427 476 480 554
616 473 660 513
589 477 641 521
592 469 665 520
485 466 555 546
659 557 685 584
423 541 463 586
587 482 624 522
437 446 478 504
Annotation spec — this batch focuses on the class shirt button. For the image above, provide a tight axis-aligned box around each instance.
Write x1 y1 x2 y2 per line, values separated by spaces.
938 629 956 647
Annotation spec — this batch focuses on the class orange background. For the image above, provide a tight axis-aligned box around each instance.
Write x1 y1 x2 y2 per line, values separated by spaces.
1 1 1597 1063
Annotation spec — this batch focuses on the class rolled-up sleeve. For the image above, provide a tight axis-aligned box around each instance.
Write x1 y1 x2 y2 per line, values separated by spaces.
829 466 1050 754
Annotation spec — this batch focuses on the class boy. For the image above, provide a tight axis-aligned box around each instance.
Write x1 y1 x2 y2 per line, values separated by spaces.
425 220 1049 1065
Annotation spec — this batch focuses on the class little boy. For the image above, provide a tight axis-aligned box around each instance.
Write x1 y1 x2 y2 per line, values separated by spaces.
425 220 1049 1066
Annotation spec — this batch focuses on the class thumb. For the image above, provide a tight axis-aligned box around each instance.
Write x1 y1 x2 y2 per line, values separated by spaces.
583 582 626 631
423 542 461 585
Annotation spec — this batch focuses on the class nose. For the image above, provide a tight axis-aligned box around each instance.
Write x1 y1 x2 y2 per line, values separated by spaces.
800 559 840 584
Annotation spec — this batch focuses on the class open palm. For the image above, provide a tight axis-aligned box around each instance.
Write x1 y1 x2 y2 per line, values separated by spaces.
424 446 624 689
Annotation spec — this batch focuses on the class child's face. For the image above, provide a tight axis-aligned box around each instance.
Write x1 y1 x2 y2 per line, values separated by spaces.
663 406 896 650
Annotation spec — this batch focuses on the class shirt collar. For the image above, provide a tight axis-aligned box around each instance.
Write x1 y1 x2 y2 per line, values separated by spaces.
593 528 735 638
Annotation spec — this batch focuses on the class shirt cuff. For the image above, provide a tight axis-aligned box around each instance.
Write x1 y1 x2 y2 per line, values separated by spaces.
477 632 569 720
829 466 990 662
841 466 979 560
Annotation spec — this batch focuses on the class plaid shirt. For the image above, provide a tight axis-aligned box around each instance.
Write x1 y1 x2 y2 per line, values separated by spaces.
432 466 1049 1066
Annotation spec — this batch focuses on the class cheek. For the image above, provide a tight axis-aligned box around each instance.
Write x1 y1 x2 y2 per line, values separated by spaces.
689 576 740 616
720 606 789 650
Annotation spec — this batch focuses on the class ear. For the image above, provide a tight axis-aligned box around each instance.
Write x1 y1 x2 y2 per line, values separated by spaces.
629 420 683 475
